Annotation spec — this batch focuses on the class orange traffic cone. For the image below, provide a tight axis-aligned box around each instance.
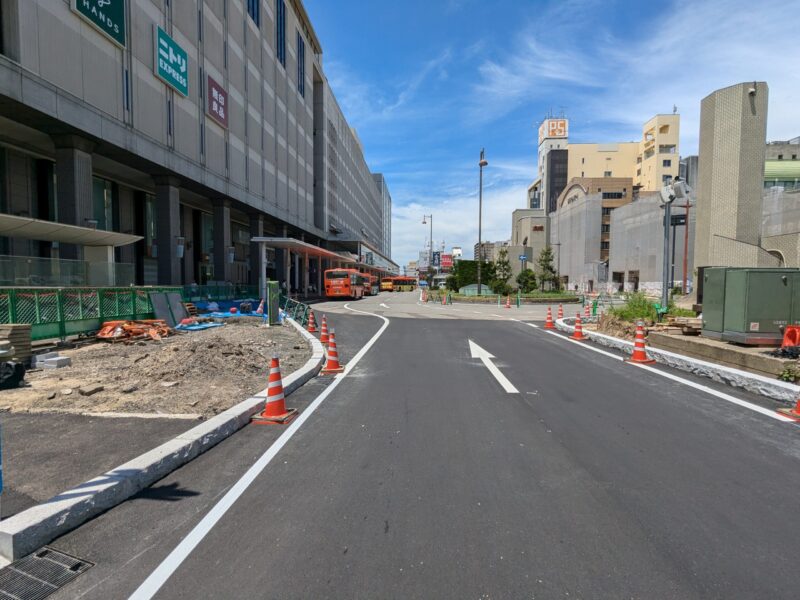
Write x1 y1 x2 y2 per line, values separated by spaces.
319 315 330 344
571 314 588 341
321 328 345 374
306 311 317 333
544 306 556 329
778 398 800 420
252 356 297 425
584 303 591 318
255 299 265 315
626 322 656 364
557 304 564 320
505 294 511 309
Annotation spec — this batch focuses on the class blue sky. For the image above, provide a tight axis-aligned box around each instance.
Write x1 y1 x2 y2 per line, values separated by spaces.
303 0 800 268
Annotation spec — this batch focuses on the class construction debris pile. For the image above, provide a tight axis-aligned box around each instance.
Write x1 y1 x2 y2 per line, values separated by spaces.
97 320 173 342
0 318 310 418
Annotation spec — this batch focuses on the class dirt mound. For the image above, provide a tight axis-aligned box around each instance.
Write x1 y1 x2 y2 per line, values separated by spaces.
0 319 311 417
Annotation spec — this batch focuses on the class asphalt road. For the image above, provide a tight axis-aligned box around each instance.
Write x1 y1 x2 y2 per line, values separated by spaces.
49 293 800 599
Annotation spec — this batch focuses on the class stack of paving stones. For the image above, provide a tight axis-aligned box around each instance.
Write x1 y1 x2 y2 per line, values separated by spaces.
0 324 31 364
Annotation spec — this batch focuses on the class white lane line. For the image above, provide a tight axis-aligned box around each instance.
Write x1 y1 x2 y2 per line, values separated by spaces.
380 303 391 309
469 340 520 393
129 306 391 599
527 326 792 423
631 362 795 422
543 330 624 361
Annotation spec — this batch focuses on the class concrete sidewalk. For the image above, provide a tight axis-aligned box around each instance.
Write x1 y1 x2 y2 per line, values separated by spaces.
0 413 196 518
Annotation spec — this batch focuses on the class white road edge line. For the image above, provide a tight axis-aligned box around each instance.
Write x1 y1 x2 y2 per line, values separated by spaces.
129 306 391 600
527 324 792 423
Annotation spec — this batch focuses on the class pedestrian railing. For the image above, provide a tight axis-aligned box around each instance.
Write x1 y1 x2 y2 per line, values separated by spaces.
0 287 182 341
279 295 311 327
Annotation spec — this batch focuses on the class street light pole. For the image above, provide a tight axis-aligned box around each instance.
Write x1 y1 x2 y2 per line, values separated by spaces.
477 149 488 295
422 214 433 284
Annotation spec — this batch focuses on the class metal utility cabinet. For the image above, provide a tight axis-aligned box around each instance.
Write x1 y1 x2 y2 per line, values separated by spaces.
702 267 800 345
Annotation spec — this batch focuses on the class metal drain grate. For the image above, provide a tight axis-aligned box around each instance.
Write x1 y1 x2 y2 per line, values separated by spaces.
0 548 93 600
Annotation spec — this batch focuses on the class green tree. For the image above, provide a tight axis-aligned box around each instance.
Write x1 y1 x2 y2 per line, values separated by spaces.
446 275 458 291
537 246 559 291
516 268 538 293
494 248 512 287
449 260 496 291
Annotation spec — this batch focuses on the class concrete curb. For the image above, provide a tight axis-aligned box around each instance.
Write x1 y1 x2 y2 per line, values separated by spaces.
555 318 800 404
0 318 325 563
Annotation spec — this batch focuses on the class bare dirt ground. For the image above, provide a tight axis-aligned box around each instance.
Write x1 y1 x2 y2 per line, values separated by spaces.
0 319 311 418
588 313 639 340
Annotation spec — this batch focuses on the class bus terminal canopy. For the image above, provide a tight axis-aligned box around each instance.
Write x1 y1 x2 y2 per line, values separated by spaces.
250 237 356 264
0 213 142 247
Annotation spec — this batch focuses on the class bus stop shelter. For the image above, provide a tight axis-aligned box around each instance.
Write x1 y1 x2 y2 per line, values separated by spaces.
251 237 357 300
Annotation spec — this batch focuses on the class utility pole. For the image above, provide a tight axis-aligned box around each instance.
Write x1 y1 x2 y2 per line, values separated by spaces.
477 149 488 295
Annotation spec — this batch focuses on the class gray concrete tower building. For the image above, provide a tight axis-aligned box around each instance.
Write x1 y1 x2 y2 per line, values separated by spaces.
694 82 776 269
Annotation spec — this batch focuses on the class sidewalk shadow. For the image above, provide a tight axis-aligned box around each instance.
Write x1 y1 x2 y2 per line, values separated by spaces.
135 482 200 502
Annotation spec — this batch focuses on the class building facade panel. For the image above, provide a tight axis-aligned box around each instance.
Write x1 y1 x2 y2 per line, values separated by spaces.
0 0 395 287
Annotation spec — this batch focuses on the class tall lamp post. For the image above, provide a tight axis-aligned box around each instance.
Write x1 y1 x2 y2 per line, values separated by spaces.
477 149 488 295
422 214 433 285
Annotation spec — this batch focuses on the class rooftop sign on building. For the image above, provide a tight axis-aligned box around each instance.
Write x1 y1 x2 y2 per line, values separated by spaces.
538 118 569 145
71 0 126 47
154 26 189 97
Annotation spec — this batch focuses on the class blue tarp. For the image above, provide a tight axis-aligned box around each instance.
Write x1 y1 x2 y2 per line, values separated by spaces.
175 322 226 332
203 311 266 319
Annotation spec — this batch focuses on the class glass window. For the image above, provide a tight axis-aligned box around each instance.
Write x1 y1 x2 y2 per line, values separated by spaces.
604 171 612 177
296 30 305 97
663 159 672 167
92 177 114 231
247 0 260 26
276 0 286 67
663 174 673 185
144 194 157 258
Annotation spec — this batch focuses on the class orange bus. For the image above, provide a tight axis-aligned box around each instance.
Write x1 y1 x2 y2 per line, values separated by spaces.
324 269 365 299
362 274 379 296
380 277 394 292
393 276 417 292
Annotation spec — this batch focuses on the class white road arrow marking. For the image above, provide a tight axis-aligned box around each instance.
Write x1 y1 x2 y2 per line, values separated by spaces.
468 340 519 394
380 303 391 309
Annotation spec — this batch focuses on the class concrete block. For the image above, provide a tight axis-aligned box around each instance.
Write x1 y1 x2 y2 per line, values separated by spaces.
33 352 59 366
41 357 71 369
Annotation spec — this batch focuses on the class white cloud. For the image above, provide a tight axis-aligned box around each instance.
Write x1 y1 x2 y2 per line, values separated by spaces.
325 49 453 127
391 181 528 266
467 0 800 152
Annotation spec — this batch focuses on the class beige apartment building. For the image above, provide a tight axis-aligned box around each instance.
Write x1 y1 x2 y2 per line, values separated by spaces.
567 115 680 191
0 0 395 291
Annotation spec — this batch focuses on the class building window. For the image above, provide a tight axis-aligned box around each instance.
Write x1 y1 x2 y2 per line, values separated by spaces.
581 171 584 177
247 0 260 26
296 30 305 97
602 192 623 199
581 157 585 164
602 207 613 216
276 0 286 67
601 241 610 250
604 171 612 177
793 155 797 160
778 154 783 160
663 159 671 167
601 224 611 233
663 174 673 185
659 144 676 154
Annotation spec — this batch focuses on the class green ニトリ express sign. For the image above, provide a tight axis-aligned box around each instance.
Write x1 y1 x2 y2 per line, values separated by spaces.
71 0 127 47
154 26 189 97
